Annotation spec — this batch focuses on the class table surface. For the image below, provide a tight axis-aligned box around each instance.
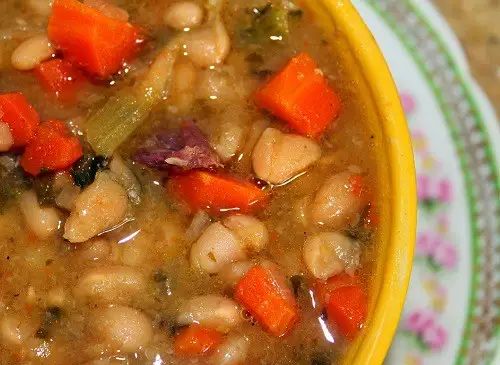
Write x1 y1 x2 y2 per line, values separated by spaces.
433 0 500 115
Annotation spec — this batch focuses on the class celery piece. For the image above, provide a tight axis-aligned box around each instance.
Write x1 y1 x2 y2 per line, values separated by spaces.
85 41 180 156
240 3 290 45
85 93 152 156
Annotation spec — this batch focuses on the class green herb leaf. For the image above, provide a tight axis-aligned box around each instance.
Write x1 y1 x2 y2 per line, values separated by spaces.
33 173 55 206
71 154 107 188
239 3 290 45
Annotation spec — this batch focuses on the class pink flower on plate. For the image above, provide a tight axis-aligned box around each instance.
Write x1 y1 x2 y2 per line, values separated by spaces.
416 232 439 256
432 241 458 270
400 91 417 115
404 310 448 351
417 174 431 200
404 309 436 336
422 323 448 351
437 179 453 203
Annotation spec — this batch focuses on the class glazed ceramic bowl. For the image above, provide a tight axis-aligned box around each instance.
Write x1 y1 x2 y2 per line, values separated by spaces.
301 0 417 363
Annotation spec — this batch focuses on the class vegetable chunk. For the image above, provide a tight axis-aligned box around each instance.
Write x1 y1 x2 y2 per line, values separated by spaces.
134 122 222 170
174 324 223 356
35 59 85 102
235 265 298 337
20 120 83 176
255 52 341 138
48 0 142 78
169 171 268 215
85 39 179 155
0 92 40 148
326 285 367 339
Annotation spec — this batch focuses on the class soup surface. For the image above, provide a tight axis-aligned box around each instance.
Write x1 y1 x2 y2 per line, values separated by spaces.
0 0 379 364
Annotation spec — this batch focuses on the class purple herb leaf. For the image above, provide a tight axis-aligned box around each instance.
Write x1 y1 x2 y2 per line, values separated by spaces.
134 121 222 170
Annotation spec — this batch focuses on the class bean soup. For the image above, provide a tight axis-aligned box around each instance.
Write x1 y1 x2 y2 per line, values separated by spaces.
0 0 380 364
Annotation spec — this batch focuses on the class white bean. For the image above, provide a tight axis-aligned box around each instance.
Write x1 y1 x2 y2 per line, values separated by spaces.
53 172 80 210
64 172 128 243
73 265 146 304
0 122 13 152
252 128 321 184
109 155 141 205
11 34 54 71
213 121 244 161
303 232 360 280
219 261 253 287
55 184 81 211
18 190 60 240
0 315 33 345
164 1 204 30
169 60 198 113
222 215 268 253
190 222 246 273
184 17 230 67
177 295 242 333
84 0 129 22
27 0 53 17
309 172 366 229
88 306 152 353
185 210 211 243
209 334 250 365
196 69 234 101
76 238 111 262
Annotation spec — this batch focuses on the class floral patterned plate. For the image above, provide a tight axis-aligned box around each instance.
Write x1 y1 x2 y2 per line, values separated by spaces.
351 1 500 364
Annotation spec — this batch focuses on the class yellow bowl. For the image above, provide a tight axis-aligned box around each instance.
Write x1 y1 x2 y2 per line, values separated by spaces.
301 0 417 363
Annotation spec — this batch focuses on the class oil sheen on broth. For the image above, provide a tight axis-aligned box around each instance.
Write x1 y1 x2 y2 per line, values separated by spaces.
0 0 379 364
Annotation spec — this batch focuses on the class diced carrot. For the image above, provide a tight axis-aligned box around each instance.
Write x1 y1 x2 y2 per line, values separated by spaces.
313 272 359 308
0 93 40 148
349 174 366 198
326 285 367 339
20 120 83 176
234 265 298 337
255 52 341 138
174 324 223 357
34 59 86 103
168 171 268 215
48 0 142 78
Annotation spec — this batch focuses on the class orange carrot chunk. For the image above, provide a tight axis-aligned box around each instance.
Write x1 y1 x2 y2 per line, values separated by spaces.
169 171 268 215
313 272 359 308
34 59 85 103
235 265 298 337
326 285 367 339
349 174 367 198
255 52 341 138
20 120 83 176
0 93 40 148
48 0 142 78
174 324 223 357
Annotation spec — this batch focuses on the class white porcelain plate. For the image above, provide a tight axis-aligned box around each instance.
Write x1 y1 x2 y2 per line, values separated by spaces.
352 1 500 364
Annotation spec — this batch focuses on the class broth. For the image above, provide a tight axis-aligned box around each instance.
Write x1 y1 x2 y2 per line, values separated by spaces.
0 1 379 364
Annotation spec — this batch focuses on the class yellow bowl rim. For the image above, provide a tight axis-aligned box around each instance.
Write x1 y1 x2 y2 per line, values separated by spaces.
320 1 417 363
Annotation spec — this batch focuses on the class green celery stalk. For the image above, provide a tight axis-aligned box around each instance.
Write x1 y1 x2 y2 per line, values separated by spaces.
86 40 180 156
